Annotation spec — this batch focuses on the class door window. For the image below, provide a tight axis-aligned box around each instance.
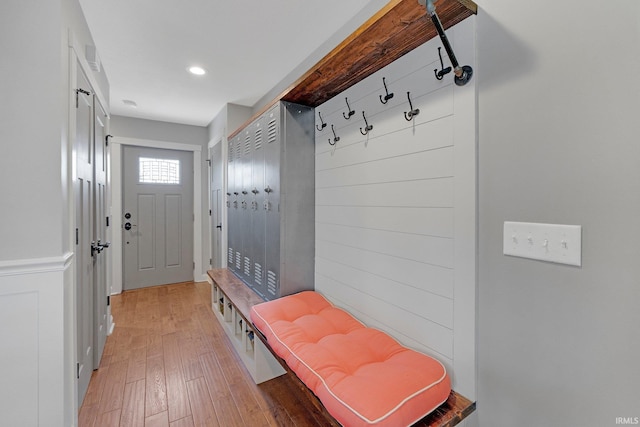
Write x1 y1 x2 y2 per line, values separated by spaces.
139 157 180 184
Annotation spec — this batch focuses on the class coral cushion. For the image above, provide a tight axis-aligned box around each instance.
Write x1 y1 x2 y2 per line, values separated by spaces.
250 291 451 427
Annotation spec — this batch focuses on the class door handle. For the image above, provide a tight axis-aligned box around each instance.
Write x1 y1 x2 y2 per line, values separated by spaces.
91 241 103 257
124 222 137 230
216 224 222 229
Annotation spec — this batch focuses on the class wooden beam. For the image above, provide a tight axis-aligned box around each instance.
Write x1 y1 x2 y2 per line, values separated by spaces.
282 0 476 107
229 0 476 138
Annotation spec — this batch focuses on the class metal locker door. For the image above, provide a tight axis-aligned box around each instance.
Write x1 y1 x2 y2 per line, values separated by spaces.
251 116 267 297
233 135 243 273
264 105 281 300
240 129 253 283
227 138 236 270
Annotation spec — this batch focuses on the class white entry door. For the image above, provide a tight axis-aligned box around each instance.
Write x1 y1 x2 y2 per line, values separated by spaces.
123 146 194 289
75 67 94 406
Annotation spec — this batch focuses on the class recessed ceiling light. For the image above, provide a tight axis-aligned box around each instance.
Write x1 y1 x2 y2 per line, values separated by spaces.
122 99 137 108
188 66 206 76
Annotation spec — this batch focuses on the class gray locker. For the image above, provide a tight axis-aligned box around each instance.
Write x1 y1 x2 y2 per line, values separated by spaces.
239 129 253 283
233 135 243 273
250 117 267 297
226 138 236 271
226 101 314 300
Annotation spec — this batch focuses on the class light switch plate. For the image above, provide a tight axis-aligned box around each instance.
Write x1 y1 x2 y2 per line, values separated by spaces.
503 222 582 266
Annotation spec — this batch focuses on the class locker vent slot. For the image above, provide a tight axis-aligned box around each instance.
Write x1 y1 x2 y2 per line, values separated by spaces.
235 139 242 160
227 247 234 265
243 257 251 276
228 142 234 162
267 270 277 296
268 120 277 144
235 251 241 270
255 128 263 150
244 134 251 155
254 263 263 285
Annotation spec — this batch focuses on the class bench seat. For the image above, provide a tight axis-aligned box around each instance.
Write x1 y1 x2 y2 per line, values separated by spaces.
250 291 451 427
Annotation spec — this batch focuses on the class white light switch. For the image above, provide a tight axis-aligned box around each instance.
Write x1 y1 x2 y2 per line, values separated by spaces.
503 222 582 266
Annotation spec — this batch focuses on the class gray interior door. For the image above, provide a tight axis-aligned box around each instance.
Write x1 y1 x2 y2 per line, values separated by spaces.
123 146 194 290
93 101 108 368
209 143 223 269
75 67 94 406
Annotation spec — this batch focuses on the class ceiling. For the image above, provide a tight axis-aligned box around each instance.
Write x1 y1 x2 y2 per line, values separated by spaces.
79 0 375 127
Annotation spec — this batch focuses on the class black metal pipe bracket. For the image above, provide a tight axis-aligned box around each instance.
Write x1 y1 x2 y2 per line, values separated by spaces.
418 0 473 86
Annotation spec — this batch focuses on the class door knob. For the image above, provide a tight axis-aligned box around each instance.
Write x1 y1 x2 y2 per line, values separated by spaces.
124 222 137 230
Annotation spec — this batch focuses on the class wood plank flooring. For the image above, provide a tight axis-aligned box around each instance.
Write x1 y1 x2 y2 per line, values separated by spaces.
79 281 331 427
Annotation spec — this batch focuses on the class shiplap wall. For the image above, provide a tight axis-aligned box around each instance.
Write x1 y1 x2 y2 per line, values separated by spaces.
314 18 476 399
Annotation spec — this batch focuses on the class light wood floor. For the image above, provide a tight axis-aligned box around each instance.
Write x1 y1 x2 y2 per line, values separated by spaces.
79 281 330 427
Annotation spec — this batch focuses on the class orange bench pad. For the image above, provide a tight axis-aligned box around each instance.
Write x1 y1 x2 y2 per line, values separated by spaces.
250 291 451 427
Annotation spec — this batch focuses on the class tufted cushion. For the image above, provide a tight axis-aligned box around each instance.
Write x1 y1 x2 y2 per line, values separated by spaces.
250 291 451 427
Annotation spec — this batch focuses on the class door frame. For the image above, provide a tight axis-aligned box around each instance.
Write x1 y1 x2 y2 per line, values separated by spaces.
208 138 225 270
109 137 203 294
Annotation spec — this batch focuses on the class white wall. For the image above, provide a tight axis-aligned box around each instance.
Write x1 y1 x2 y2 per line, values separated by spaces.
313 19 477 400
0 0 65 260
1 0 110 425
475 1 640 425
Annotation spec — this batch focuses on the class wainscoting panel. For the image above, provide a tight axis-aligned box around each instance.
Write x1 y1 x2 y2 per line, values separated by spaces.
0 253 73 426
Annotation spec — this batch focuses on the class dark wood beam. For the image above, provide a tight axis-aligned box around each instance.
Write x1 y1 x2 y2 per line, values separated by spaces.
282 0 476 107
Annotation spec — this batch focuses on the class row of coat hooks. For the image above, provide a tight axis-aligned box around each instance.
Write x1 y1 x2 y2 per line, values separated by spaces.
318 77 421 146
318 0 473 147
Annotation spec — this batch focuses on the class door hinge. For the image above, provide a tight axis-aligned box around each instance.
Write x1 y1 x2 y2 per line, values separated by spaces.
206 159 211 166
209 209 211 216
106 216 110 227
107 295 110 306
75 228 79 245
193 261 195 270
209 258 212 265
75 88 90 108
76 362 80 379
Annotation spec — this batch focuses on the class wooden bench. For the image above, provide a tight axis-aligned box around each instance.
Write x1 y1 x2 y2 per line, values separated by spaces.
207 268 475 427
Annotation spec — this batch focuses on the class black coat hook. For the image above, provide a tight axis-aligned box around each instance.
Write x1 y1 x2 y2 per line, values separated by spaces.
359 111 373 135
379 77 394 104
434 47 452 80
342 98 355 120
316 111 327 131
328 124 340 146
404 92 420 121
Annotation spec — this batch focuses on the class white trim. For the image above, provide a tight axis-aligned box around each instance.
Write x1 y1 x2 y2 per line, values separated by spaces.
451 17 478 402
0 252 74 277
109 137 203 294
114 136 202 153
